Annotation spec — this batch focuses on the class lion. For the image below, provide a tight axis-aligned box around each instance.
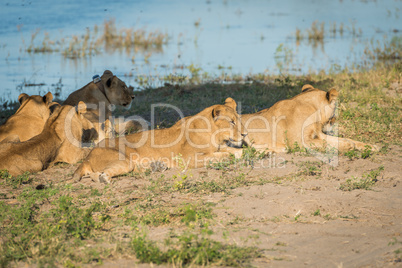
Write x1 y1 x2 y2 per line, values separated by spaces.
0 102 95 176
241 84 378 153
63 70 145 142
72 97 247 183
0 92 53 142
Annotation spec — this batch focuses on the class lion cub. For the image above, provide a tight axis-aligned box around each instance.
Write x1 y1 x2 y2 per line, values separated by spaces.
241 84 379 152
0 102 95 176
73 98 247 183
0 92 53 142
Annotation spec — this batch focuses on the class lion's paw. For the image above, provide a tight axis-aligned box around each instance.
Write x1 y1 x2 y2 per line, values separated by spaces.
99 173 111 184
150 161 168 173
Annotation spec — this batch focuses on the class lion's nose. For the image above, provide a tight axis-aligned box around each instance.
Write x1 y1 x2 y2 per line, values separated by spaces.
131 95 135 99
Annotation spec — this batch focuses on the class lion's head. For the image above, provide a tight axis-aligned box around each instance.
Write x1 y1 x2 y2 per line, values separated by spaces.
212 97 247 148
17 92 53 119
301 84 339 132
101 70 134 107
178 97 247 151
47 102 95 147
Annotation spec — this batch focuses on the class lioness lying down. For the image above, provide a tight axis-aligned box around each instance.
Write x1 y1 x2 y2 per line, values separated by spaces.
0 102 95 176
73 98 247 183
0 92 53 142
63 70 144 142
241 84 378 152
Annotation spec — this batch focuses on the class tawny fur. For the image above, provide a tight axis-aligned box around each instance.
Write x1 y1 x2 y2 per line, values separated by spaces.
0 102 95 176
241 84 378 152
63 70 139 142
73 98 247 182
0 92 53 142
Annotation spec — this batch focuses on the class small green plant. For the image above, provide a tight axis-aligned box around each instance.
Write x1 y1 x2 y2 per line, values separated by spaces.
360 145 373 159
172 154 193 190
339 166 384 191
285 141 308 154
180 204 214 226
297 161 322 177
207 153 236 170
344 149 359 160
313 209 321 216
172 173 188 190
241 145 266 167
275 241 287 247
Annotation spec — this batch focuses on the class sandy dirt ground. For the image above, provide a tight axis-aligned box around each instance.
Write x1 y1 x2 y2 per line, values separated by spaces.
16 143 400 268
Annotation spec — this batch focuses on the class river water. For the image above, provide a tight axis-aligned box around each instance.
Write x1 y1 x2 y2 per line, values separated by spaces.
0 0 400 102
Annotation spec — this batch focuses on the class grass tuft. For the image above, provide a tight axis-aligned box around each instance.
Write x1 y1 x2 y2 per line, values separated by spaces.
131 232 262 267
339 166 384 191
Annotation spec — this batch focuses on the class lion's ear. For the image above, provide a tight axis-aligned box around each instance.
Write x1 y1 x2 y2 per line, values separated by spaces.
103 70 113 76
102 70 114 86
76 101 87 115
49 102 61 114
18 93 29 104
224 97 237 111
106 76 115 88
212 107 222 120
302 84 314 92
43 92 53 105
326 88 338 103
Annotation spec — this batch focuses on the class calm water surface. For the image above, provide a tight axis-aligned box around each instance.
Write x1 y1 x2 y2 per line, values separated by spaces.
0 0 400 102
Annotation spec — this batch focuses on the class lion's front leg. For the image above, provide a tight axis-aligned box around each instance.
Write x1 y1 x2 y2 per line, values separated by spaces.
72 147 132 183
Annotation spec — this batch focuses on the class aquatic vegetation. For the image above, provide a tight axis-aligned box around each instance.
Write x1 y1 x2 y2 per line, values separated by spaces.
364 35 402 62
295 21 360 48
24 19 169 59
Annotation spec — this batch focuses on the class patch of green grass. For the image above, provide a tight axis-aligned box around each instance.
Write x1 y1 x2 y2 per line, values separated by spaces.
185 173 250 195
0 186 109 267
131 232 262 267
339 166 384 191
180 204 214 227
207 154 237 170
0 170 31 189
344 149 360 160
120 202 214 227
297 161 323 177
207 147 267 171
285 141 309 155
90 188 102 197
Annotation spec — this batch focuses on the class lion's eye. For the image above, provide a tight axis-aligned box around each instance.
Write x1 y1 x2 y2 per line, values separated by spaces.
231 120 236 125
